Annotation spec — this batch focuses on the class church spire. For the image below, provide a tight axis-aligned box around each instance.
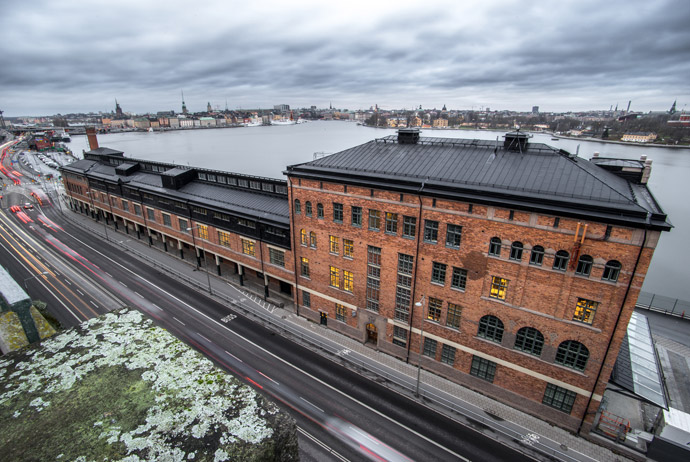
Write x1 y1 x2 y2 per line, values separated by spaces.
181 90 188 114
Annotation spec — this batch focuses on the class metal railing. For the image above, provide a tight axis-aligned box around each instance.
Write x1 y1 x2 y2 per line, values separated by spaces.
636 291 690 318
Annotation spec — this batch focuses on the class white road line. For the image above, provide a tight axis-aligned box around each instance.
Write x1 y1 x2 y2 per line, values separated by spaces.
297 427 350 462
119 281 128 287
135 291 144 298
258 371 279 385
224 350 242 363
76 289 84 296
105 271 113 277
150 304 161 311
300 396 325 413
90 301 99 308
197 333 211 343
173 317 185 326
64 279 72 285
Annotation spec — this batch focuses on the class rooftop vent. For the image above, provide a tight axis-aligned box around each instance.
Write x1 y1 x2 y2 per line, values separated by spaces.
397 128 420 144
503 130 530 152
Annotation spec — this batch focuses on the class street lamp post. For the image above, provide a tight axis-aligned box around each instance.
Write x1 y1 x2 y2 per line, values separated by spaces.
86 191 109 241
187 226 212 295
415 295 426 398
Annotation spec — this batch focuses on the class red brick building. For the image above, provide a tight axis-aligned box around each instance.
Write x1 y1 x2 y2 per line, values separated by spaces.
62 129 670 432
285 129 670 431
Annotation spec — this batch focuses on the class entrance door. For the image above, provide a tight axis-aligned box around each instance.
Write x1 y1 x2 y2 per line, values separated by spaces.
320 311 328 326
366 323 378 344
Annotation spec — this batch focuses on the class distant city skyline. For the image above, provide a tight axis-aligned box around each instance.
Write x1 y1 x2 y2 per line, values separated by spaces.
1 0 688 117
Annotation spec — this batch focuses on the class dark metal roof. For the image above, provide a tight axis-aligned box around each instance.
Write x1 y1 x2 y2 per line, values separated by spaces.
286 135 671 231
61 161 289 225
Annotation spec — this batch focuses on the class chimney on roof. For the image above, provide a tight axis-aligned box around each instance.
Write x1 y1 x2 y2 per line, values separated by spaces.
86 126 99 151
641 155 652 184
397 127 420 144
503 130 530 152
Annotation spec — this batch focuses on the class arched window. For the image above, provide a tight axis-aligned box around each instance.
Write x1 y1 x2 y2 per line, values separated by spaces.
305 201 312 217
488 237 502 257
300 229 307 246
477 315 504 343
555 340 589 371
530 245 544 266
317 203 324 219
510 241 523 261
294 199 301 214
514 327 544 356
553 250 569 271
309 231 317 248
602 260 622 282
575 255 593 276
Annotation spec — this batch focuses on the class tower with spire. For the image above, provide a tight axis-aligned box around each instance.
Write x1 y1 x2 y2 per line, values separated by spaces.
181 90 188 115
669 100 677 114
115 99 123 118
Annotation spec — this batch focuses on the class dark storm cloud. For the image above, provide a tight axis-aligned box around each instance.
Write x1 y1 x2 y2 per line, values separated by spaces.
1 0 688 116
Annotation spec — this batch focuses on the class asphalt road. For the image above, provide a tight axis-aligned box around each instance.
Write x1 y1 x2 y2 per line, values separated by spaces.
0 142 535 461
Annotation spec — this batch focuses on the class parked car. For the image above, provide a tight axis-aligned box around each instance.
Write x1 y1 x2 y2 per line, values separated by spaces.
23 203 33 210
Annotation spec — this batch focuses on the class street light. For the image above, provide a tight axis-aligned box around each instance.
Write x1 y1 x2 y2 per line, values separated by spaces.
85 190 109 241
24 271 49 289
414 295 426 398
187 226 213 295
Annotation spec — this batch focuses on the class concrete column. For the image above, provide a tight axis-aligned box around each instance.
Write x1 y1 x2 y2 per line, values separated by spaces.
215 255 221 276
195 247 201 268
263 273 269 299
178 241 184 260
238 265 244 286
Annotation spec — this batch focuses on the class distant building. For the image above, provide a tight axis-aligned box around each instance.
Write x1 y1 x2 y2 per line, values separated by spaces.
432 118 448 127
532 106 539 114
668 113 690 127
621 132 657 143
274 104 290 113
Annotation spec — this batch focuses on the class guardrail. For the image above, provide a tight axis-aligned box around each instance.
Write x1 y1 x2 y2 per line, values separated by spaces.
636 291 690 318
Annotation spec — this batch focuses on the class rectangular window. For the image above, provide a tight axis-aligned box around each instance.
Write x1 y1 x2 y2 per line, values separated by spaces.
218 231 231 247
445 224 462 248
395 286 411 322
446 303 462 329
329 235 339 254
490 276 508 300
330 266 340 288
237 218 256 229
366 277 380 312
423 338 437 358
351 206 362 227
333 203 343 223
398 254 414 275
573 298 598 324
451 267 467 291
470 356 497 382
542 384 576 414
393 326 407 347
241 238 255 256
403 216 417 238
530 247 544 266
303 291 311 308
368 209 381 230
368 246 382 266
427 297 442 322
424 220 439 243
385 212 398 234
122 201 129 212
343 239 354 258
431 262 447 285
343 270 354 292
269 248 285 267
162 213 171 227
179 218 188 232
197 224 209 240
300 257 310 277
146 208 155 221
440 344 456 366
336 303 347 322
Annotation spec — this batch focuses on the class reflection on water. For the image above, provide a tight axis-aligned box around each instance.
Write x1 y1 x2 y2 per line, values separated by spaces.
69 122 689 300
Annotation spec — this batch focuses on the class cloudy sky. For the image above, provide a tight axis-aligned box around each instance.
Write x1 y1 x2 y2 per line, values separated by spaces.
1 0 688 117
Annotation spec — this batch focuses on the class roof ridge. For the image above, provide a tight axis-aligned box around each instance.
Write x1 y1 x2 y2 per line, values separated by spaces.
564 155 642 208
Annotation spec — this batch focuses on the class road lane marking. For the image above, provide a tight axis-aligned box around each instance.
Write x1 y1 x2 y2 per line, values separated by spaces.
300 397 324 413
90 301 99 308
173 317 185 326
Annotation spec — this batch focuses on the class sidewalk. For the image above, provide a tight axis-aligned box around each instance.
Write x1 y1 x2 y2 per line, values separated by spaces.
62 206 640 462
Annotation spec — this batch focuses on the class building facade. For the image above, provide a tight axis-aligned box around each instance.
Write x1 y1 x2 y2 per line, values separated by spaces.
61 129 670 432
